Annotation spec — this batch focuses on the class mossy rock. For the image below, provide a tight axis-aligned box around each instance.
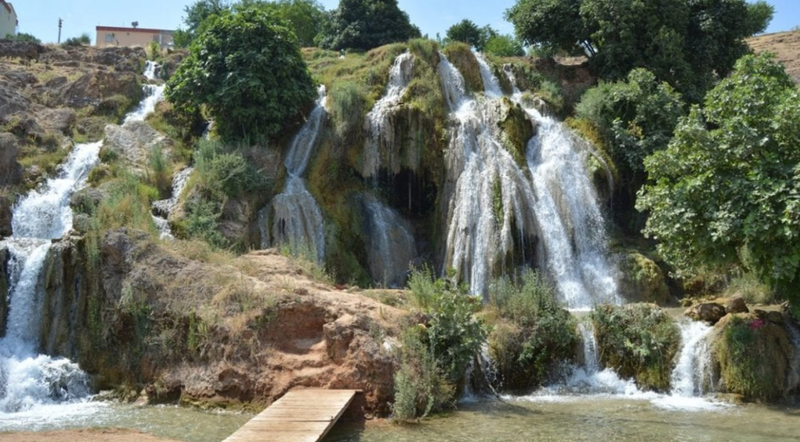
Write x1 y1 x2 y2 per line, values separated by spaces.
618 252 670 304
442 43 483 95
0 245 8 335
709 313 797 401
497 97 534 168
592 303 680 392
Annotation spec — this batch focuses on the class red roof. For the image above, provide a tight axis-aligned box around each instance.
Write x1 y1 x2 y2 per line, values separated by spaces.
96 25 173 34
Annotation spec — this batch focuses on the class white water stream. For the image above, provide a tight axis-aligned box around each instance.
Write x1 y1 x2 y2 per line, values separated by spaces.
124 61 165 124
152 167 194 240
0 60 164 419
360 194 417 288
363 52 414 179
259 86 328 263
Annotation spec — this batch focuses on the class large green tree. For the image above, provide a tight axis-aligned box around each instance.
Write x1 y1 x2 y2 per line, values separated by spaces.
237 0 326 46
316 0 421 51
173 0 229 48
637 54 800 294
166 6 317 141
506 0 774 101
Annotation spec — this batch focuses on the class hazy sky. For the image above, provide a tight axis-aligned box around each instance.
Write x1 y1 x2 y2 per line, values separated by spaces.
11 0 800 45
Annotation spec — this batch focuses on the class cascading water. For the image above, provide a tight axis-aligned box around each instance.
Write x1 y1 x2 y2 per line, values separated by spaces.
498 61 621 309
124 61 165 124
0 141 101 413
0 60 166 418
439 53 539 297
362 52 415 179
259 86 328 263
359 194 417 288
670 320 713 397
151 167 194 240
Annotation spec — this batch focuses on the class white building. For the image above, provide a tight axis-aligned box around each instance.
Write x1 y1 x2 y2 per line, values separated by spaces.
0 1 17 38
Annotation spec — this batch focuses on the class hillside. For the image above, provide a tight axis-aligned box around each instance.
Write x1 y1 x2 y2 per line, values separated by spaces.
748 30 800 84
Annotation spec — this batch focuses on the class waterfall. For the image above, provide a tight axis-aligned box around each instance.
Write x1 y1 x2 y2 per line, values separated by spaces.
0 142 100 413
0 60 166 415
363 52 414 179
502 66 621 309
124 61 165 124
359 194 417 288
259 86 328 263
439 53 539 297
476 54 503 98
669 320 713 397
151 167 194 240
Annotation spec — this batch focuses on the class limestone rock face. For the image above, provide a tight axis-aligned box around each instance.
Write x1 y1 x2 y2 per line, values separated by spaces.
685 302 727 325
103 121 166 169
0 133 23 186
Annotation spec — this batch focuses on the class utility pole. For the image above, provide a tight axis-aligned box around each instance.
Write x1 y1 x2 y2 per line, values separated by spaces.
58 18 63 44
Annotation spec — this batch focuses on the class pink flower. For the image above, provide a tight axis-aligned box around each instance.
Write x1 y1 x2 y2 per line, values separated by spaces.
749 319 765 330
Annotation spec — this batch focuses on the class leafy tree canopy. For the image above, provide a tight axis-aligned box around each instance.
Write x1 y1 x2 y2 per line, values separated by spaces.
637 54 800 294
445 19 499 52
576 68 685 182
316 0 421 51
506 0 774 101
173 0 228 48
484 34 526 57
166 6 317 141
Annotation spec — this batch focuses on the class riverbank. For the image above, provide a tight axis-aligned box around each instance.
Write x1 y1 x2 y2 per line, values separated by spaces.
0 428 180 442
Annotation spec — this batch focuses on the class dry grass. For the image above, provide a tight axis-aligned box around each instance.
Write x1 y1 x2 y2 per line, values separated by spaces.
748 30 800 85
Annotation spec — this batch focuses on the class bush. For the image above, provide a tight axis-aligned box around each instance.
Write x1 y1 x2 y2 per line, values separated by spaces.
4 33 41 43
316 0 421 51
147 144 172 196
62 33 91 47
96 173 159 234
487 270 578 391
329 81 367 144
166 6 316 141
484 35 525 57
194 139 267 199
394 268 488 420
591 304 680 391
184 199 227 248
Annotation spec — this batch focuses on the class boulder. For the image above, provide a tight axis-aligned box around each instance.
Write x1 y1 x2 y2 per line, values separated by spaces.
725 296 749 315
685 302 727 325
0 132 23 186
0 40 45 60
103 121 166 169
619 252 671 304
39 108 77 135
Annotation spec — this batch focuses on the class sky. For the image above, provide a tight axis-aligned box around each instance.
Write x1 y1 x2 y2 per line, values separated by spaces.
11 0 800 45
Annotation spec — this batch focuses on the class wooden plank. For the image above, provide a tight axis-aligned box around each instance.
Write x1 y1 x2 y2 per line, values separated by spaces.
222 389 359 442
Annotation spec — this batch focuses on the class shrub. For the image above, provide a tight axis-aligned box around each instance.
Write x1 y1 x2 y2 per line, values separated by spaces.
316 0 421 51
591 303 680 391
394 268 488 420
184 199 227 248
484 35 525 57
62 33 91 47
96 173 159 234
329 81 367 144
5 33 41 43
147 144 172 196
487 270 578 391
194 139 267 199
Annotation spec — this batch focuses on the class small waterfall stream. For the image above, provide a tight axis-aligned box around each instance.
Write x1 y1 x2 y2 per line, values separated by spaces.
359 194 417 287
259 86 328 263
363 52 414 179
124 61 165 124
151 167 194 240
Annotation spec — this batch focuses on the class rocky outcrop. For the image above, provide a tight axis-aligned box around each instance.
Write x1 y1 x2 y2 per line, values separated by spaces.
725 296 749 314
618 252 670 304
0 195 12 239
0 133 23 187
37 229 401 414
685 302 727 325
708 310 800 401
103 121 167 169
0 244 9 336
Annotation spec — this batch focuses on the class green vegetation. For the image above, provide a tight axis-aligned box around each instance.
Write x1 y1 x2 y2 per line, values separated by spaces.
166 6 316 141
316 0 421 51
506 0 774 101
4 33 41 43
329 81 368 144
394 268 488 422
592 304 680 391
638 54 800 297
173 0 228 47
484 35 525 57
442 43 483 94
62 33 92 47
714 315 784 400
487 270 577 391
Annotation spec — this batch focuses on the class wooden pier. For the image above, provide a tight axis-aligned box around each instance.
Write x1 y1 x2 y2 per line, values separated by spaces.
222 389 360 442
